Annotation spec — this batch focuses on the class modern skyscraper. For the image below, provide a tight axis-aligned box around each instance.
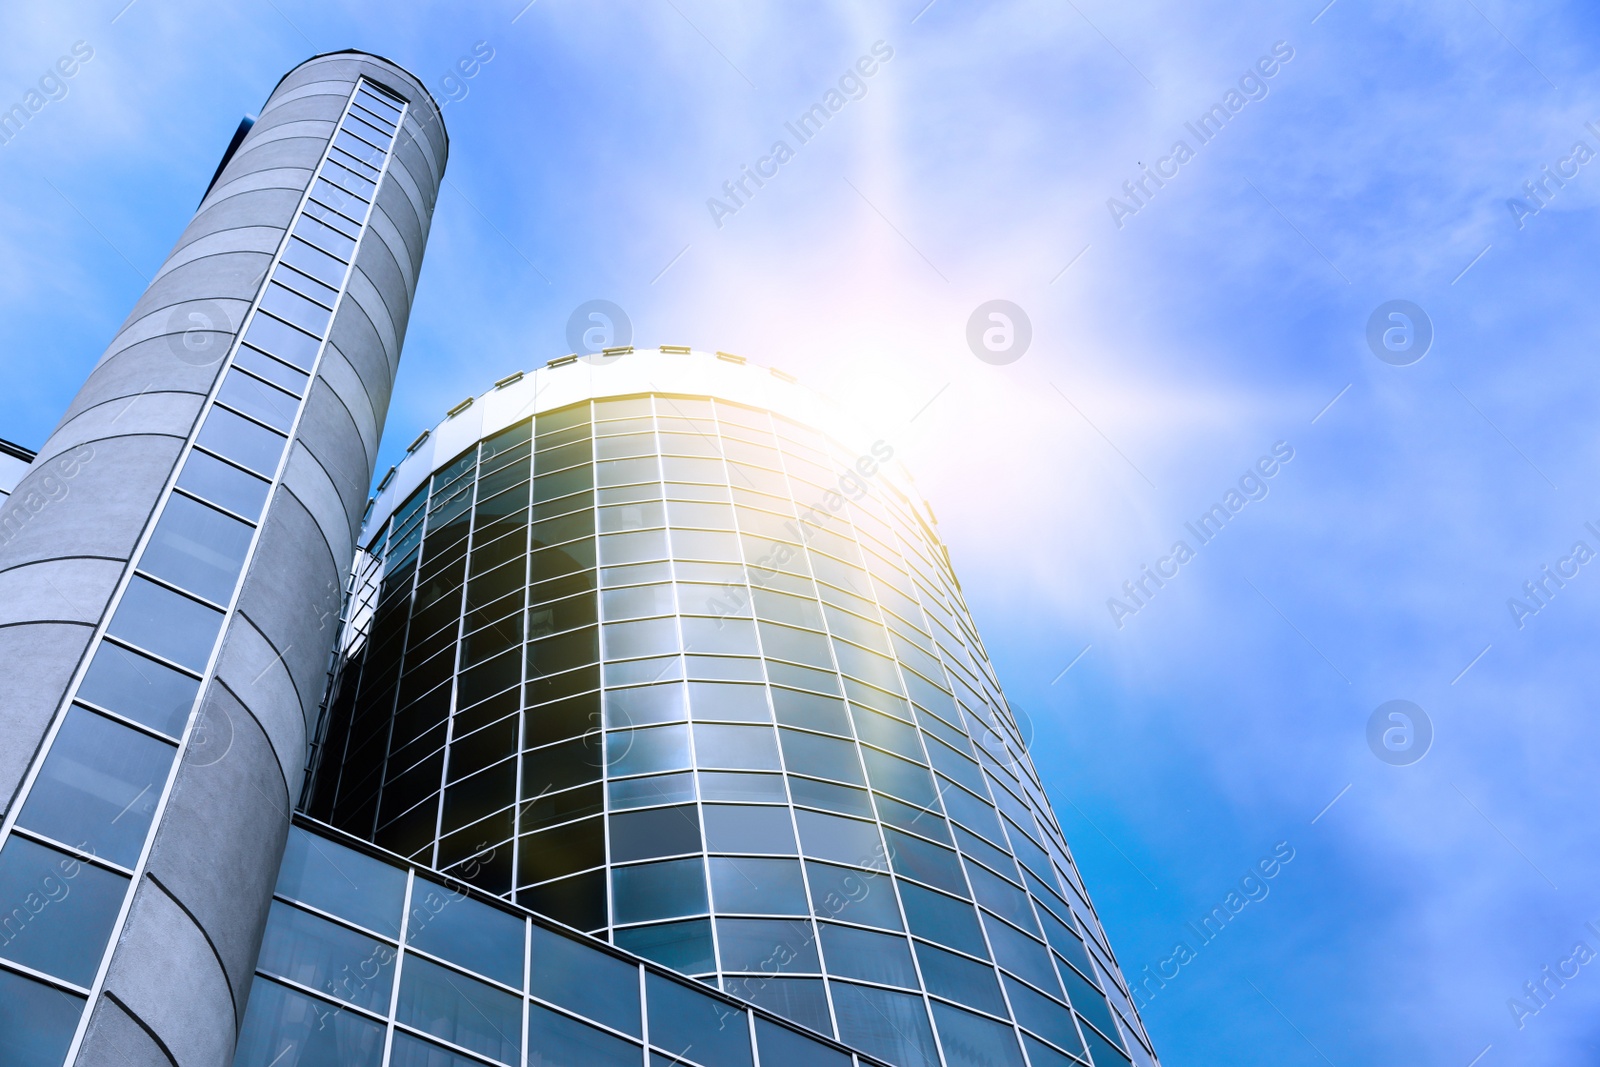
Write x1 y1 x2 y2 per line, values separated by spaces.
0 51 447 1067
0 50 1160 1067
298 350 1160 1067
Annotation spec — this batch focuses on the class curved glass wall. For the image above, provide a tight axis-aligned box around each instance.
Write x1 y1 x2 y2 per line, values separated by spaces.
307 388 1158 1067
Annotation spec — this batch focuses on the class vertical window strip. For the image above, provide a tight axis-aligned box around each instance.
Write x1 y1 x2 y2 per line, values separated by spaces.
0 77 407 1059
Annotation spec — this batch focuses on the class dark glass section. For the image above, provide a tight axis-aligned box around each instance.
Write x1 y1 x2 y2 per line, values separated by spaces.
234 978 384 1067
0 968 84 1067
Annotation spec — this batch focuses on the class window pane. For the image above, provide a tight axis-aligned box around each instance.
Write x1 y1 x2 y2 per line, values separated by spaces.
603 617 678 660
281 236 347 289
295 213 359 259
107 575 224 671
603 684 685 728
692 724 780 771
708 857 807 915
831 981 939 1067
918 941 1007 1017
607 724 689 777
273 261 341 308
754 1017 850 1067
233 347 310 399
388 1031 491 1067
77 642 197 737
178 449 271 521
645 972 753 1067
274 826 406 937
405 878 524 988
196 405 288 476
805 862 900 930
140 493 255 605
260 282 333 337
255 900 395 1012
613 917 713 976
792 810 881 868
217 366 301 432
898 882 987 957
697 772 786 804
529 923 641 1036
0 835 129 986
930 1001 1026 1067
609 771 696 810
609 806 701 863
1002 974 1084 1055
714 917 818 973
233 977 384 1067
396 955 521 1065
522 1003 642 1067
818 924 917 988
243 312 322 370
611 858 707 924
18 706 176 867
778 730 863 784
0 968 85 1067
701 805 794 856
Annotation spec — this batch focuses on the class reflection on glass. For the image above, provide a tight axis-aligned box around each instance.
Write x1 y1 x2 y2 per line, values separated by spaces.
17 706 176 867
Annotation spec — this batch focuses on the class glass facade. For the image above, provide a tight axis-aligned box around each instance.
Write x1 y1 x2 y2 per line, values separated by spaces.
0 77 410 1065
235 820 874 1067
305 377 1158 1067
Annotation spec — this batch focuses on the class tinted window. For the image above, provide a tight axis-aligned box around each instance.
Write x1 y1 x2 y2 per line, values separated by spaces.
931 1001 1027 1067
405 880 524 988
217 366 300 431
708 857 807 915
140 493 255 605
611 858 707 924
233 978 384 1067
646 972 753 1067
818 923 917 988
754 1017 850 1067
0 968 84 1067
107 575 224 671
523 1003 642 1067
804 861 901 930
0 836 128 986
702 805 795 855
529 923 641 1036
77 642 197 737
830 981 939 1067
195 405 287 476
17 706 175 867
396 955 520 1065
275 826 406 937
255 900 395 1012
613 917 714 975
177 448 272 520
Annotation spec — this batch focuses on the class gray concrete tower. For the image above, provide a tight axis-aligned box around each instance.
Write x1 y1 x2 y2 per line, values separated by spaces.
0 52 445 1067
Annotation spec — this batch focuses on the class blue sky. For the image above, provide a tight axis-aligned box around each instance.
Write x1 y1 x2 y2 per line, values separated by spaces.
5 0 1600 1062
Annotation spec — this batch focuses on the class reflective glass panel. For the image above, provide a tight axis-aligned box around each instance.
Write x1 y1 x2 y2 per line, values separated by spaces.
0 835 129 986
612 858 707 924
140 493 255 605
196 406 288 477
107 575 224 671
405 880 523 988
233 977 384 1067
0 968 86 1067
708 857 807 915
830 981 939 1067
178 449 272 521
255 900 394 1012
754 1017 850 1067
275 827 406 937
529 923 641 1036
818 923 917 988
18 706 176 867
77 642 197 737
646 972 753 1067
396 955 520 1065
523 1003 642 1067
614 918 714 975
930 1001 1027 1067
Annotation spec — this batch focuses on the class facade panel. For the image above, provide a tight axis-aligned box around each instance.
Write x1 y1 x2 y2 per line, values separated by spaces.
306 352 1159 1067
0 52 446 1067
